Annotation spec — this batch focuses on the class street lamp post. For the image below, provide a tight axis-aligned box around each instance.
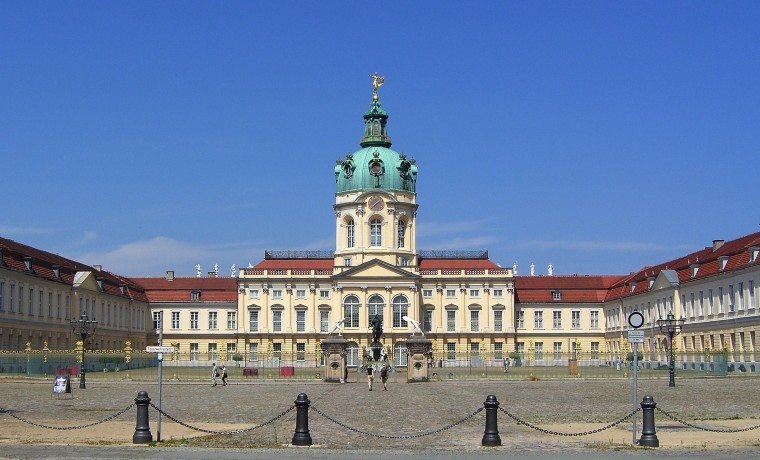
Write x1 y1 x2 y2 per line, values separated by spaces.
657 312 685 387
71 312 98 389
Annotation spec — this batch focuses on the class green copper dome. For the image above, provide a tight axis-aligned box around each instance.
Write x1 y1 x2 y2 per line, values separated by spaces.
335 91 417 194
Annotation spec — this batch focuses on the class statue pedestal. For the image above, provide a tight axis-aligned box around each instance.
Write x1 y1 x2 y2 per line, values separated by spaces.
322 336 348 383
406 337 432 383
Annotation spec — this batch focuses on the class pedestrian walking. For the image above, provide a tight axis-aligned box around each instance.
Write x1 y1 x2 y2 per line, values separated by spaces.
221 365 228 386
211 362 218 387
367 364 374 391
380 363 389 390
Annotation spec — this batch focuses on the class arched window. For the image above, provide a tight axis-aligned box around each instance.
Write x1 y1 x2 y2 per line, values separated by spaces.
397 219 406 248
370 218 382 247
392 294 409 328
367 294 384 327
346 218 355 248
343 295 360 328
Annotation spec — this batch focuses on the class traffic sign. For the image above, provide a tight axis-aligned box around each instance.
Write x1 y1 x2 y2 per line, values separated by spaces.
146 346 175 353
628 311 645 329
627 330 645 343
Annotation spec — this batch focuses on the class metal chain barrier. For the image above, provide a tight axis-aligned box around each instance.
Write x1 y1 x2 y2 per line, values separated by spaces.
311 404 484 439
149 402 295 435
1 404 135 430
499 406 640 437
655 407 760 433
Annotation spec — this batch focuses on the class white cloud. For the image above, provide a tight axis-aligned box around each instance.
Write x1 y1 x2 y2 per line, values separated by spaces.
74 237 265 277
79 231 99 243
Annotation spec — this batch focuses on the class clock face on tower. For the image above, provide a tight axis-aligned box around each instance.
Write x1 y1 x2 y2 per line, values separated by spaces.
368 195 384 211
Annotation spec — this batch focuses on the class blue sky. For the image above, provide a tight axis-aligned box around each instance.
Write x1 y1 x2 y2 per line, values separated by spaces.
2 2 758 277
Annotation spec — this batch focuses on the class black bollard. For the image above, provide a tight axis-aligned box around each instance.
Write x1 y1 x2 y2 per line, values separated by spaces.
291 393 312 446
133 390 153 444
638 395 659 447
481 394 502 446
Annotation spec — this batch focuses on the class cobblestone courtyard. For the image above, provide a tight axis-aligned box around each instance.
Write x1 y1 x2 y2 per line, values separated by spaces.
2 376 760 453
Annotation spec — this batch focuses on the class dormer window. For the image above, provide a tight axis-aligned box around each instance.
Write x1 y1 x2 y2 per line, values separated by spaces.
751 247 759 263
191 290 201 301
629 282 637 294
552 290 561 301
690 264 700 278
718 256 729 271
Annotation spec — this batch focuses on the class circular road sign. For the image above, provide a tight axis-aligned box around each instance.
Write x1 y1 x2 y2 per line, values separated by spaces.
628 311 645 329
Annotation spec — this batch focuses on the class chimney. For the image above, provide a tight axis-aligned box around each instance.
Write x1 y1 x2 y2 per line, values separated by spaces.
713 240 725 251
93 264 102 272
166 270 175 281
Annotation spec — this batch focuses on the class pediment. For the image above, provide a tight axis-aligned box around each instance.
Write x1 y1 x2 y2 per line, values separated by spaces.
72 271 101 291
332 259 419 281
650 270 679 291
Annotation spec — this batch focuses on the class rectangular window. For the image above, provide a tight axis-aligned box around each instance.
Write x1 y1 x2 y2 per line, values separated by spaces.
423 289 433 298
189 343 199 361
296 310 306 332
750 280 755 309
534 342 544 360
494 342 503 360
590 311 599 329
516 342 524 358
171 311 180 329
690 293 695 317
272 343 282 359
208 311 218 330
423 309 433 332
273 289 283 298
516 310 524 329
553 310 562 329
590 342 600 359
728 285 735 312
248 310 259 332
190 311 199 329
571 310 580 329
227 311 237 329
319 289 330 299
446 289 456 298
38 289 43 316
494 310 503 332
699 291 704 316
296 289 306 298
534 310 543 329
207 343 217 361
493 289 503 297
446 342 456 360
9 283 14 312
343 257 351 267
153 311 163 330
470 342 480 358
249 343 259 362
469 289 479 297
446 310 456 332
249 289 260 298
29 287 34 315
191 291 200 301
552 291 561 301
48 292 53 318
553 342 562 360
18 284 23 313
320 310 329 333
226 343 236 361
296 343 306 361
345 303 360 328
470 310 479 332
718 287 724 313
0 281 4 311
272 310 282 332
738 282 744 311
708 289 714 314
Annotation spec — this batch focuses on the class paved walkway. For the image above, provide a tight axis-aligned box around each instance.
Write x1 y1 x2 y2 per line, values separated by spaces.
1 376 760 457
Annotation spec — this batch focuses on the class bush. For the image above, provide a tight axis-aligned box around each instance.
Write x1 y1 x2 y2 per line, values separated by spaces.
232 353 243 362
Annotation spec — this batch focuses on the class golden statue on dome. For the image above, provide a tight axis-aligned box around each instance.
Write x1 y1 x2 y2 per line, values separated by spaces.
370 72 385 100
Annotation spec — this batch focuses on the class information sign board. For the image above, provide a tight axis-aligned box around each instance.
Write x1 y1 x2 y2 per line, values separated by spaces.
627 330 645 343
145 346 175 353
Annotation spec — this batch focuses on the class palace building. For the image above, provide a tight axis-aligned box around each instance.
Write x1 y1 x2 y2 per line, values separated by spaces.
1 76 758 374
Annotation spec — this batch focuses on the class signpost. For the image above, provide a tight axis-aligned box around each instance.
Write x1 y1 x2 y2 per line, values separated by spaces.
627 311 645 445
146 341 172 441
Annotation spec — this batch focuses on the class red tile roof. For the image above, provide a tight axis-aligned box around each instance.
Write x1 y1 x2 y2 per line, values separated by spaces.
515 275 623 303
128 276 238 302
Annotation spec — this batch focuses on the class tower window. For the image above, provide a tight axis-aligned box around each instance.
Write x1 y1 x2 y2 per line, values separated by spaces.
397 220 406 248
370 218 382 246
347 218 355 248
